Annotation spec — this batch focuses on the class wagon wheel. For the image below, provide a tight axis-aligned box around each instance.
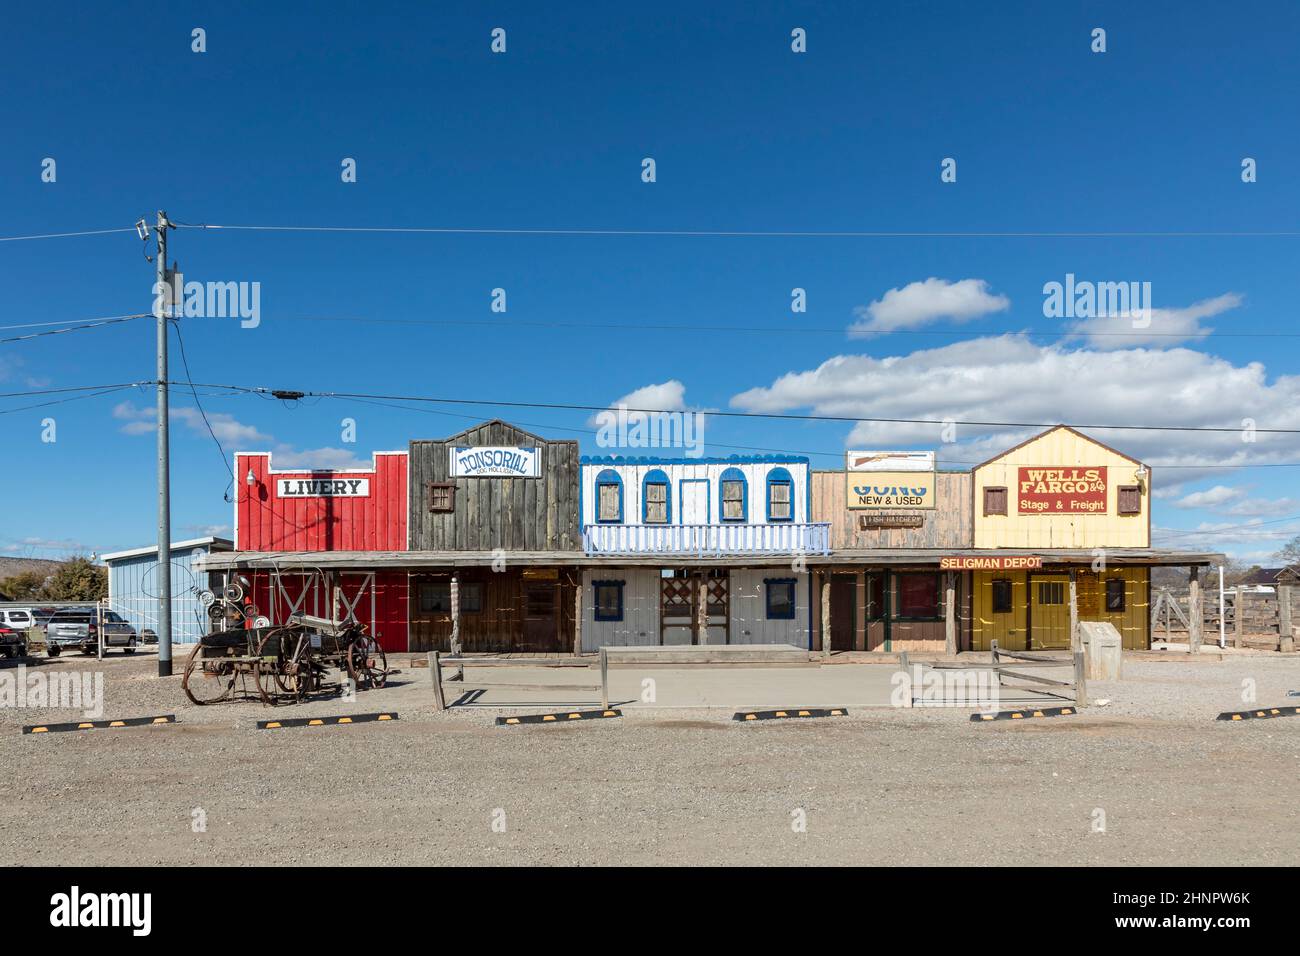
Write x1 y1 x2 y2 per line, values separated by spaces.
254 629 299 705
182 642 244 705
347 634 388 690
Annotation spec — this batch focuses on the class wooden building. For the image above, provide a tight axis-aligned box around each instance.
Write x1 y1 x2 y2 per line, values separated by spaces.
578 456 826 649
408 421 581 654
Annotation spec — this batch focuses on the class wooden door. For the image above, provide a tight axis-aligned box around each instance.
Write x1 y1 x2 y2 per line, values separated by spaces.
1030 575 1071 650
661 577 694 645
522 581 559 652
830 574 856 651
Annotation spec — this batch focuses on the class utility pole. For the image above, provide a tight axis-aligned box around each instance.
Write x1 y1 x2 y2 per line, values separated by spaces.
154 210 174 677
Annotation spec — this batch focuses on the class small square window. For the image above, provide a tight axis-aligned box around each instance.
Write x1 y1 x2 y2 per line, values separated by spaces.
765 579 796 620
419 582 452 613
1117 485 1141 515
1105 578 1126 612
984 486 1008 516
427 482 455 513
593 581 624 621
768 480 792 521
992 578 1013 614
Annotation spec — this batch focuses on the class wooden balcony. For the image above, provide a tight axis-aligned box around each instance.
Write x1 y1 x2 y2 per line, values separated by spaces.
582 522 831 557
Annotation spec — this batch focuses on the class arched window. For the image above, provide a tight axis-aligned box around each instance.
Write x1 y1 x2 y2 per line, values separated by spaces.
595 468 623 523
642 468 671 524
718 467 747 522
766 467 794 522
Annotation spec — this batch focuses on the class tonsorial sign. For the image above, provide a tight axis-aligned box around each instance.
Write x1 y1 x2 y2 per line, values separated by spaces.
450 446 541 478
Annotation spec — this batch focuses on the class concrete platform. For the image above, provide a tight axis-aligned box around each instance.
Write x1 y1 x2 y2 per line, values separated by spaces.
601 644 811 665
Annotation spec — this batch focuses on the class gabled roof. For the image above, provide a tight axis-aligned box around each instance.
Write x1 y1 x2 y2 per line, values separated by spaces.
973 424 1143 471
418 419 573 446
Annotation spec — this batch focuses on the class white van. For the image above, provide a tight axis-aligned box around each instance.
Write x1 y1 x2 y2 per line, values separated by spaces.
0 608 35 631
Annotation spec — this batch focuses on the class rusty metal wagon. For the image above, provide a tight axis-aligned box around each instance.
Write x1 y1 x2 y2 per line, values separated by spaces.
182 613 388 707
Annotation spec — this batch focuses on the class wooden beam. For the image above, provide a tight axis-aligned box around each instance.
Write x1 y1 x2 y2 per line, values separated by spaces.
1068 568 1079 652
1234 585 1244 649
429 651 446 711
855 570 867 651
1188 567 1203 653
1279 584 1294 648
944 571 957 656
573 572 583 656
696 575 708 645
820 571 831 657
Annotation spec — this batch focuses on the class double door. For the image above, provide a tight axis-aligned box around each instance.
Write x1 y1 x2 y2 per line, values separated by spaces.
661 573 728 645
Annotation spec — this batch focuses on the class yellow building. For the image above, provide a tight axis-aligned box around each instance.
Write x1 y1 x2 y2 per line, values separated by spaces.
969 427 1179 652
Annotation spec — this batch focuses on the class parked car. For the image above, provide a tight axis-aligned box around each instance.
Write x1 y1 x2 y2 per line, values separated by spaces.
0 608 35 631
44 608 138 657
0 624 26 659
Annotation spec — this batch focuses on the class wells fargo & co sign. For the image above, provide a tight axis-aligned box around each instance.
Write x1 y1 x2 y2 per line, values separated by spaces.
1016 466 1107 515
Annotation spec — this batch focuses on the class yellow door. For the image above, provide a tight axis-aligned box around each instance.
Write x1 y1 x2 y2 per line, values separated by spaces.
1030 575 1071 650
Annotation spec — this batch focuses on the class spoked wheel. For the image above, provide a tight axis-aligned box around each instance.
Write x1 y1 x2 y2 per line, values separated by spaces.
347 635 388 690
254 630 297 706
182 642 261 706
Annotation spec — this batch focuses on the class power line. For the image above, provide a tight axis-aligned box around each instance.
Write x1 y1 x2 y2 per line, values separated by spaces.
266 314 1300 342
0 382 152 399
177 379 1300 435
0 384 140 416
0 313 149 345
176 222 1300 239
170 321 235 492
0 227 136 243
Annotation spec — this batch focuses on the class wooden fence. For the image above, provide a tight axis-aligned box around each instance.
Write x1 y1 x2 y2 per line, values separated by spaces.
1151 585 1298 651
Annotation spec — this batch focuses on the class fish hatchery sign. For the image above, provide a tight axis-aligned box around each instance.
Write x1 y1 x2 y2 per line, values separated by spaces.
277 477 370 497
450 446 541 478
1017 466 1107 515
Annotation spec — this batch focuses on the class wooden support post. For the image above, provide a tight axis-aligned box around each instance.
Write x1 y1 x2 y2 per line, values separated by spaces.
820 571 831 657
696 575 709 645
429 651 446 712
944 571 957 656
1068 568 1079 652
573 573 584 656
1279 584 1294 650
599 646 609 709
1188 567 1203 654
1073 651 1088 708
854 570 867 652
1234 585 1244 649
898 650 911 708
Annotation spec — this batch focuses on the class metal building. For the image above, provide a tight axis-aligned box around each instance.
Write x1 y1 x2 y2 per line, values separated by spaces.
103 536 233 644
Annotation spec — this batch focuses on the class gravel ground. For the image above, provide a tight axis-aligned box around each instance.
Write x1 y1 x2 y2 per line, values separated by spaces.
3 651 1298 866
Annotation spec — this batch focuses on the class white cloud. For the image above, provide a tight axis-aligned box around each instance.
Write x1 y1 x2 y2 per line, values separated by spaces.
850 278 1010 335
113 401 271 444
1069 292 1243 350
270 446 371 470
729 336 1300 483
1173 486 1243 509
588 379 691 426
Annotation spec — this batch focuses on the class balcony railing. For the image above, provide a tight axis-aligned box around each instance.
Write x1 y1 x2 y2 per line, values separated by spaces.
582 522 831 557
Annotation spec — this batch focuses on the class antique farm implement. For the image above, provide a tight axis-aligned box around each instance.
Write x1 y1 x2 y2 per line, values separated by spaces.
182 610 388 707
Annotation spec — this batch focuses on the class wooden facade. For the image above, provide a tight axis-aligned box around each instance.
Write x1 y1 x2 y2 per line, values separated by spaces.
409 568 578 654
409 420 580 552
812 470 971 550
970 566 1150 651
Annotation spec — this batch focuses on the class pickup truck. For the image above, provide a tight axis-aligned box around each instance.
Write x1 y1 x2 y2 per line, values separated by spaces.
0 624 25 659
44 608 138 657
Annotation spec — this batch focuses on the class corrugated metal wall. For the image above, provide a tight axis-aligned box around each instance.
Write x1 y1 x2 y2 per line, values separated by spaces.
107 546 218 644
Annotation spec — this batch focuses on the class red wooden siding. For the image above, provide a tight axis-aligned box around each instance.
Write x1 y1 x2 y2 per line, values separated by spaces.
235 452 408 552
244 570 409 653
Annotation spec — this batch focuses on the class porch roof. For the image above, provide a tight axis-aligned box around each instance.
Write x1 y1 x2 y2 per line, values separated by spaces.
197 547 1224 571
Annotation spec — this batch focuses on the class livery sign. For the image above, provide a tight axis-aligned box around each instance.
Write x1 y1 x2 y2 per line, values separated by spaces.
277 477 370 498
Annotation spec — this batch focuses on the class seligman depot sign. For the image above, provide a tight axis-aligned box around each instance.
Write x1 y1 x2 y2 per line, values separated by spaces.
450 446 541 478
1017 466 1107 514
939 555 1043 571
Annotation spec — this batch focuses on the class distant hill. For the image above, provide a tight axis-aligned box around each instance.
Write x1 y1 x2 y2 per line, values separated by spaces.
0 556 67 580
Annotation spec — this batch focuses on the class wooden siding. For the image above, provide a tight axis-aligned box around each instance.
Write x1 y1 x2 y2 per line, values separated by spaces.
970 567 1149 651
729 569 811 646
409 421 580 552
236 452 407 552
409 568 576 653
812 471 972 550
581 568 662 651
244 570 410 653
972 427 1150 549
581 459 811 526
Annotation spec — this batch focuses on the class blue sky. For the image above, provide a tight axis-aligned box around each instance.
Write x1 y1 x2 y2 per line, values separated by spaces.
2 1 1298 563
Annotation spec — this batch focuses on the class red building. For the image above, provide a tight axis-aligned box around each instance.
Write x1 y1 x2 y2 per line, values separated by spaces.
229 450 410 652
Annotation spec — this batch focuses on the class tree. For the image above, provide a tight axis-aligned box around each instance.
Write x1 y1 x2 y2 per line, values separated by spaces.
40 557 107 602
1276 536 1300 567
0 570 52 600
